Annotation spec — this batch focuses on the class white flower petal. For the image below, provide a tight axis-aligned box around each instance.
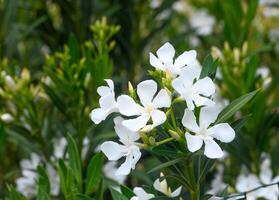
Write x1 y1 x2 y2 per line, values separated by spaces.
133 187 155 200
185 97 195 110
208 123 235 143
171 76 185 94
116 155 132 175
97 86 110 96
204 139 223 159
104 79 114 90
117 95 142 116
174 50 197 69
185 133 203 152
130 147 142 170
182 109 199 133
114 118 140 142
99 93 115 108
100 141 125 160
90 108 109 124
199 105 221 129
193 77 215 96
156 42 175 63
149 52 165 70
171 186 182 197
137 80 157 106
122 115 150 131
152 89 171 108
179 65 201 85
151 109 167 127
193 95 215 107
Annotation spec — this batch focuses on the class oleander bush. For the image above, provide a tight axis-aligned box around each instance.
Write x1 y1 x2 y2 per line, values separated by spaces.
0 0 279 200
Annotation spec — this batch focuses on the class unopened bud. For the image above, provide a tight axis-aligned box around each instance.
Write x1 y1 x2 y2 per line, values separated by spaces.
5 75 16 91
21 68 30 81
242 42 248 55
1 113 14 123
148 136 156 145
233 48 240 64
168 129 181 140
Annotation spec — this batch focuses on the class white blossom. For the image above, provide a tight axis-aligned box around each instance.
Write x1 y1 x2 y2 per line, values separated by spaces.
153 172 182 197
208 165 227 195
103 161 127 184
53 137 67 159
172 66 215 110
182 105 235 159
236 173 261 200
100 117 141 175
131 187 155 200
90 79 118 124
149 42 197 77
46 164 60 196
189 9 215 36
117 80 171 132
257 156 279 200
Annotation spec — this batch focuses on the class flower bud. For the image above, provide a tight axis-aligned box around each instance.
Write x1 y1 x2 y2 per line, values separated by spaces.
5 75 17 91
1 113 14 123
21 68 30 81
168 129 181 140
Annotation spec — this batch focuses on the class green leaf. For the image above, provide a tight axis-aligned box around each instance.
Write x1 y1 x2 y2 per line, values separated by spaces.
66 133 82 192
57 159 67 196
215 90 258 124
68 34 80 64
147 157 183 174
199 54 218 79
85 153 104 195
37 166 51 200
42 83 67 116
110 188 129 200
120 185 134 199
7 186 27 200
73 194 95 200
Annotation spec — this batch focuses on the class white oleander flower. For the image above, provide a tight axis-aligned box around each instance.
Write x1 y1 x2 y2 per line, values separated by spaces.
103 161 127 185
131 187 155 200
100 117 141 175
236 173 261 200
153 172 182 197
256 66 272 88
257 156 279 200
53 137 67 159
16 153 40 198
149 42 197 77
189 9 215 36
183 105 235 159
117 80 171 132
90 79 118 124
172 66 215 110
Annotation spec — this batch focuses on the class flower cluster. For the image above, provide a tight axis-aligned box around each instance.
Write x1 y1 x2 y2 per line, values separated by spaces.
90 42 236 178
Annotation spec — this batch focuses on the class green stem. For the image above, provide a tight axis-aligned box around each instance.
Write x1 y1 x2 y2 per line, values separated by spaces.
155 137 174 146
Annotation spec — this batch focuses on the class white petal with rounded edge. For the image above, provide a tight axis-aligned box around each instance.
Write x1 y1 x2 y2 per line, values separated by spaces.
185 97 195 110
179 65 201 85
185 133 203 152
171 186 182 197
156 42 175 63
133 187 155 200
199 105 221 129
149 53 164 70
174 50 197 69
182 109 199 132
151 109 167 128
90 108 109 124
130 147 141 169
137 80 157 106
193 77 215 96
122 115 149 131
171 76 185 94
99 93 115 108
153 178 168 194
114 120 140 142
193 95 215 107
97 86 110 96
208 123 235 143
152 89 171 108
117 95 142 116
204 139 223 159
100 141 125 160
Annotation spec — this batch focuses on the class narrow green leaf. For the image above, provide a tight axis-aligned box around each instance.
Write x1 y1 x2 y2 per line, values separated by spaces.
7 186 27 200
57 159 67 196
73 194 95 200
147 157 183 174
37 166 51 200
120 185 134 199
215 90 258 124
85 153 104 195
110 188 129 200
200 54 213 79
66 133 82 192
